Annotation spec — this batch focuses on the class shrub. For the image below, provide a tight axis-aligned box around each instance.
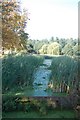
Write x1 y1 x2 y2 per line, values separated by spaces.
2 95 17 112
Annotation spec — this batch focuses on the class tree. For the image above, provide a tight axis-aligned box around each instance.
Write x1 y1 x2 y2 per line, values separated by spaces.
73 43 80 56
56 37 59 43
50 37 54 42
2 0 28 50
20 31 29 50
26 44 37 54
47 42 61 55
62 43 74 56
39 44 48 54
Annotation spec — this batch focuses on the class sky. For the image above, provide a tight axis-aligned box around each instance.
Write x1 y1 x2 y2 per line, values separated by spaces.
21 0 79 40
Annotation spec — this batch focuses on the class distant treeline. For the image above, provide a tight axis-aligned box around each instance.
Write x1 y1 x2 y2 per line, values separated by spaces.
27 37 79 56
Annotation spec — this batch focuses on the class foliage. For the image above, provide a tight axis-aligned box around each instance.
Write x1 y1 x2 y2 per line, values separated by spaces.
73 43 80 56
47 42 61 55
3 110 76 118
2 0 28 50
27 38 78 56
3 95 76 117
50 56 78 92
39 42 61 55
2 96 57 113
39 44 48 54
62 43 74 56
20 31 29 50
2 54 43 92
27 39 47 53
26 44 37 53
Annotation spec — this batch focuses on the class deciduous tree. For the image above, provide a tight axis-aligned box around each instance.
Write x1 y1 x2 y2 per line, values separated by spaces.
2 0 28 50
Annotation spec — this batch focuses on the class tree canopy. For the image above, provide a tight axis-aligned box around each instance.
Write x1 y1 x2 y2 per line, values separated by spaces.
39 42 61 55
2 0 28 50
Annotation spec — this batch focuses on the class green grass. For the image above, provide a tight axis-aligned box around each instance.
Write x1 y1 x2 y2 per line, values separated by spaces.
52 92 68 97
3 87 68 98
2 54 44 92
3 85 34 96
51 56 78 82
3 110 76 118
50 55 78 92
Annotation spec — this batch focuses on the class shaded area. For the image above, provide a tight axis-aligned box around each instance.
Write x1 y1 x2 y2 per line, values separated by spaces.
2 96 78 118
3 110 76 118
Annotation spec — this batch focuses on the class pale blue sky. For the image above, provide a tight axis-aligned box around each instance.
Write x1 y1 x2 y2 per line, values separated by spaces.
21 0 79 39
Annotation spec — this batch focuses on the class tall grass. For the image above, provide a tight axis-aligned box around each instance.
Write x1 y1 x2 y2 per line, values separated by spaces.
2 54 44 92
50 55 78 91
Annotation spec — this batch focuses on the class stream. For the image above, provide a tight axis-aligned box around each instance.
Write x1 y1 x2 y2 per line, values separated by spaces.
33 59 53 96
16 59 53 97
